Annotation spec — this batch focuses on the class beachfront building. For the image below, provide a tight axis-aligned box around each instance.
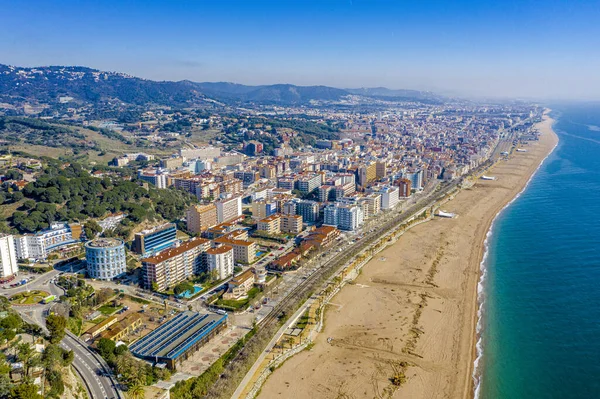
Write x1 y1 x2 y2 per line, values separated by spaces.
141 237 210 291
15 222 82 260
133 223 177 256
85 238 126 280
0 234 18 278
377 186 400 210
204 246 234 280
324 203 364 231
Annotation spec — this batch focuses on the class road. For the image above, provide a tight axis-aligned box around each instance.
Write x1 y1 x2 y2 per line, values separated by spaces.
62 331 122 399
13 282 122 399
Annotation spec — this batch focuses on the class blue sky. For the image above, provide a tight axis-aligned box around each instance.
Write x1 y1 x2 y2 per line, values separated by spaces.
1 0 600 99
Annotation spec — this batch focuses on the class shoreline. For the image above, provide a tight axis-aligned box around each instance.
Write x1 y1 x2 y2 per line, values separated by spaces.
471 110 560 398
258 112 559 399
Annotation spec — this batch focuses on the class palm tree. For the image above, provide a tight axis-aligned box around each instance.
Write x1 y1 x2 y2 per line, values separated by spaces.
126 384 144 399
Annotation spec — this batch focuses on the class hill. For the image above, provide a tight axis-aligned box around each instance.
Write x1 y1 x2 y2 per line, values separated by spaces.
0 64 443 109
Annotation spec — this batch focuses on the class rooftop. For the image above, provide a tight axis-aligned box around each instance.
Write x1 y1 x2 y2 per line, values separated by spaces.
141 237 209 264
86 238 123 248
206 245 233 255
129 311 227 361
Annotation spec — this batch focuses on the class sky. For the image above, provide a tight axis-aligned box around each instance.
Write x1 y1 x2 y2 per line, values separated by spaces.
1 0 600 99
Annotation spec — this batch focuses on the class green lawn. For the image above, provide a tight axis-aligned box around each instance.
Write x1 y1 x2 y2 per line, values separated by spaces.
98 304 122 316
67 317 83 336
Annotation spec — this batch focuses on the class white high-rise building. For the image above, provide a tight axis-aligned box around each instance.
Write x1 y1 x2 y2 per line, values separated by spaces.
378 186 400 210
216 196 242 223
0 234 18 278
323 204 363 231
204 246 234 280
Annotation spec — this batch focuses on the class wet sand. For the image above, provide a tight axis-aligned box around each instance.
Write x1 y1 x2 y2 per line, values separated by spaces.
258 113 558 399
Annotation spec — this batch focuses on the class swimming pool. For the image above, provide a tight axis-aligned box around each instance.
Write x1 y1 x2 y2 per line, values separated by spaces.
177 285 203 299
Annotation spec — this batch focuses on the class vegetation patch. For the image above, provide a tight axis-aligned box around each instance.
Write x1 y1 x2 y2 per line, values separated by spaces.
9 290 50 305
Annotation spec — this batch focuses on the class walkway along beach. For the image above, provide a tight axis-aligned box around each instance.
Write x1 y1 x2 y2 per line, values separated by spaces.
257 112 559 399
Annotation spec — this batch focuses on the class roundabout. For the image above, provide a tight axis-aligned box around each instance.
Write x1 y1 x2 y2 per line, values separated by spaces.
9 290 51 305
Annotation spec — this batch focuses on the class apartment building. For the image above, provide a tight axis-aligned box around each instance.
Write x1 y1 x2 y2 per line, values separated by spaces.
213 237 257 264
216 196 242 223
15 222 82 260
281 214 303 234
204 245 234 280
252 200 277 220
0 234 18 278
257 214 281 235
378 186 400 210
142 237 210 291
187 204 218 234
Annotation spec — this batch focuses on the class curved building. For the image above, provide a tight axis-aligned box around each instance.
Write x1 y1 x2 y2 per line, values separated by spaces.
85 238 126 280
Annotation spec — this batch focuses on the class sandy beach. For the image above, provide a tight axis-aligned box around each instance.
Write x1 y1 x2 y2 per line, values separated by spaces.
258 112 559 399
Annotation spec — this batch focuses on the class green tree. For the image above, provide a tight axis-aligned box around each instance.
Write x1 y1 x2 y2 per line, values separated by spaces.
9 381 43 399
97 338 116 359
46 314 66 344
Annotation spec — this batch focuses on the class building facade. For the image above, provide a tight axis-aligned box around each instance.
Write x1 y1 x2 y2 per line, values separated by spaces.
133 223 177 256
142 237 210 291
85 238 127 280
204 246 234 280
0 234 18 278
216 196 242 223
187 204 218 234
15 222 82 260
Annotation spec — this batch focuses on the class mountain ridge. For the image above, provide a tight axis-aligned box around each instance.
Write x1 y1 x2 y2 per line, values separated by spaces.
0 63 444 108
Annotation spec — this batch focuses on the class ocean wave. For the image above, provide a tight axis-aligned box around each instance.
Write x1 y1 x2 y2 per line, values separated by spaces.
472 132 560 398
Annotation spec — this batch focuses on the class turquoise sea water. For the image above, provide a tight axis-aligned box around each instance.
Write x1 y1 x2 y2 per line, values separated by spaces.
478 103 600 398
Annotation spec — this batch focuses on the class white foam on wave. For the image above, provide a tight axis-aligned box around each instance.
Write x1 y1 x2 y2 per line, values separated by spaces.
472 133 559 398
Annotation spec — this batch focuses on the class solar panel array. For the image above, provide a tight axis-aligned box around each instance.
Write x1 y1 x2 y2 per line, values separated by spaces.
130 311 227 361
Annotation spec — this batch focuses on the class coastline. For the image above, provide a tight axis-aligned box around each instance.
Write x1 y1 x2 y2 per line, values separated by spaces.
471 110 559 398
258 112 559 399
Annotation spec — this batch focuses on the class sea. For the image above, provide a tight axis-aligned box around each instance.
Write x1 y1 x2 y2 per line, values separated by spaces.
475 103 600 399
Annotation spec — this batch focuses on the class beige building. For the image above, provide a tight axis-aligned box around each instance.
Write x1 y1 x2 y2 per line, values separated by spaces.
187 204 218 233
223 268 255 300
361 193 381 218
213 236 258 264
257 214 281 235
281 214 303 234
159 157 184 169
